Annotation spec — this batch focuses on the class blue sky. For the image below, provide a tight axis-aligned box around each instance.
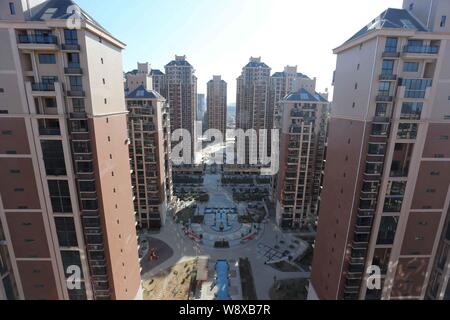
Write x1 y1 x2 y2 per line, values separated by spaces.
76 0 403 102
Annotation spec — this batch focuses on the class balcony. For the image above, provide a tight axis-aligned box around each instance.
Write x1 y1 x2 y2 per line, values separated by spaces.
18 34 58 51
382 51 400 58
67 90 86 97
375 95 393 102
32 82 55 92
373 116 390 123
64 66 83 75
379 74 397 81
61 43 81 51
402 45 439 56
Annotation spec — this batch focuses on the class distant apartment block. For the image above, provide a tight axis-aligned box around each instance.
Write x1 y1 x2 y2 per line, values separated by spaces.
124 62 153 94
126 64 172 230
0 0 141 300
310 0 450 300
164 55 197 159
274 84 329 229
207 76 227 134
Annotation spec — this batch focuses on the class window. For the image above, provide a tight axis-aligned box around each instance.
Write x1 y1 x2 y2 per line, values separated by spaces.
403 62 419 72
70 120 88 132
377 216 399 245
2 130 12 135
0 88 4 93
48 180 72 213
64 29 78 45
79 180 96 192
9 2 15 15
72 141 91 154
400 102 423 120
381 60 394 75
400 78 432 98
409 3 414 11
378 81 391 96
397 123 418 139
67 53 80 68
441 16 447 27
55 217 78 247
72 98 85 113
368 143 386 155
41 140 66 176
375 103 388 117
38 54 56 64
69 76 83 91
44 98 57 108
385 37 398 53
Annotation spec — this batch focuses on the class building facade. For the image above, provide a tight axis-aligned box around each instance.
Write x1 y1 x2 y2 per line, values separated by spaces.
164 55 197 160
310 0 450 300
126 80 172 230
124 62 153 94
0 0 141 300
274 87 328 230
235 57 271 165
207 75 227 135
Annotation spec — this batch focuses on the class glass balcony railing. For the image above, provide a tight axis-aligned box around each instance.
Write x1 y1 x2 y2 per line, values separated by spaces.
18 34 57 44
403 45 439 54
31 82 55 91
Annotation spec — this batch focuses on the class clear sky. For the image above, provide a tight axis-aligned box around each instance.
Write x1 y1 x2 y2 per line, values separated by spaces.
76 0 403 103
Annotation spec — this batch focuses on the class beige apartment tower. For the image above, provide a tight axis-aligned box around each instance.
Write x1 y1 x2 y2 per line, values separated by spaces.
126 64 173 230
207 75 227 134
0 0 141 300
310 0 450 300
163 55 197 161
274 84 329 230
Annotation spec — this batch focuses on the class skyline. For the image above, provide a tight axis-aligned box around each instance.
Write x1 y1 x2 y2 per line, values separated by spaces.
76 0 402 102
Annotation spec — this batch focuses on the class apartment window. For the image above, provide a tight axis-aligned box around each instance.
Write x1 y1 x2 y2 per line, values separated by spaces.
381 60 394 75
403 62 419 72
375 103 388 117
79 180 96 192
101 58 104 64
2 130 12 135
397 123 418 139
41 140 67 176
377 216 399 245
70 120 88 133
72 141 91 154
385 37 398 53
378 81 391 96
67 53 80 68
72 98 85 113
400 78 432 98
69 76 83 91
104 98 107 104
48 180 72 213
368 143 386 155
400 102 423 120
64 29 78 45
0 88 4 93
82 199 98 211
439 135 449 140
38 54 56 64
76 161 93 173
9 2 16 15
55 217 78 247
44 97 56 108
354 83 358 90
441 16 447 27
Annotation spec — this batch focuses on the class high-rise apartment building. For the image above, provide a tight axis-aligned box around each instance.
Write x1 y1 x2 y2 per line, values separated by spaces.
310 0 450 300
0 0 141 300
235 57 271 165
164 55 197 159
126 64 172 230
269 66 314 131
207 76 227 134
274 84 328 230
124 62 153 94
150 69 165 96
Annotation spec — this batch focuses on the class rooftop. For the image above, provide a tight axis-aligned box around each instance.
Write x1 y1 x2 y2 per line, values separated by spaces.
126 85 164 100
284 88 328 103
30 0 112 37
346 8 428 43
271 71 310 79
